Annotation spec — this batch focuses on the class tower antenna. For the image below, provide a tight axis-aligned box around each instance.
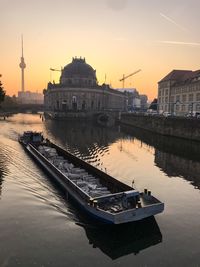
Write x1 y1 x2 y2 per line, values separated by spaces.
21 34 23 57
19 35 26 92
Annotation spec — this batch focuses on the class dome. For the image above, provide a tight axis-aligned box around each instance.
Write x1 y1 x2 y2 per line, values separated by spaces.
60 57 97 87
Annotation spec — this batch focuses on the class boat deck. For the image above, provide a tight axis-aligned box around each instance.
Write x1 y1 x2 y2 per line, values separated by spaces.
36 143 160 214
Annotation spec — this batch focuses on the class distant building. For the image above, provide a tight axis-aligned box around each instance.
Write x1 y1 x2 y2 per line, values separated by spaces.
18 91 44 104
140 95 148 110
117 88 148 111
44 57 127 113
158 69 200 115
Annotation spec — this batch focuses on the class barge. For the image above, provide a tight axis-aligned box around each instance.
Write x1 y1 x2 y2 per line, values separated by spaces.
19 131 164 224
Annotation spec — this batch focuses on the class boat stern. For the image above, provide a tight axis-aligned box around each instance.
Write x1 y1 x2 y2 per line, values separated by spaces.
112 202 164 224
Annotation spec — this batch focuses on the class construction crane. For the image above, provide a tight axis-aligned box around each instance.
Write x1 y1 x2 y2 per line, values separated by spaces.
49 68 62 83
50 68 62 72
119 69 141 88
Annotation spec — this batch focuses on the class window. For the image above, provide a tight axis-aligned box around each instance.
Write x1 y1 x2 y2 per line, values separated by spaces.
82 100 86 110
196 104 200 111
189 94 193 102
196 93 200 101
91 100 94 109
171 88 175 94
72 96 77 110
182 95 187 102
98 101 101 110
56 100 59 110
72 96 77 103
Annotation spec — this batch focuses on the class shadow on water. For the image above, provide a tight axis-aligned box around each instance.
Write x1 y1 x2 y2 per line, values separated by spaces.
57 184 162 260
76 215 162 260
121 125 200 189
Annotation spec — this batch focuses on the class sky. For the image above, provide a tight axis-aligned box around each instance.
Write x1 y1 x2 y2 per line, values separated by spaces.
1 0 200 100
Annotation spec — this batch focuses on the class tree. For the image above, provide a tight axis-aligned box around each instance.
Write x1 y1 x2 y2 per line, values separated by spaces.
2 95 18 110
0 76 5 107
149 98 157 110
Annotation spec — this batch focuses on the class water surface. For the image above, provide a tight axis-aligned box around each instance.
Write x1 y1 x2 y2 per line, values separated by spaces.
0 114 200 266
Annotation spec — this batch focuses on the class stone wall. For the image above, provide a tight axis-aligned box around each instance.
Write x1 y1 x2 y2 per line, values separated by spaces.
120 114 200 141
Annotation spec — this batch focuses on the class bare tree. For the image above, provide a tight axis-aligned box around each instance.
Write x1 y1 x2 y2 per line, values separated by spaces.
0 75 6 108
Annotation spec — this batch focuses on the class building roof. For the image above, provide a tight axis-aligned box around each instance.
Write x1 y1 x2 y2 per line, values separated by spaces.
159 69 200 84
61 57 96 79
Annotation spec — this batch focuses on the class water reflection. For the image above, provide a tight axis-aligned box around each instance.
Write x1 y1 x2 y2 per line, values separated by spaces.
121 125 200 190
0 147 9 198
44 120 124 162
155 151 200 189
80 217 162 259
45 120 200 191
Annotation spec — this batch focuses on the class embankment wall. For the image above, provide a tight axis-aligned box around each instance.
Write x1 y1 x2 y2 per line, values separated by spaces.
120 114 200 141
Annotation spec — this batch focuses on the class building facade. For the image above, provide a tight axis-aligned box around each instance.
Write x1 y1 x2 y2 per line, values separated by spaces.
18 91 44 104
140 94 148 110
158 69 200 115
116 88 148 111
44 57 127 113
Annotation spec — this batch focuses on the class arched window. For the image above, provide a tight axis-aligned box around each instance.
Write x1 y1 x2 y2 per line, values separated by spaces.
62 100 67 111
56 100 59 110
82 100 86 110
91 100 94 110
72 96 77 111
98 100 101 110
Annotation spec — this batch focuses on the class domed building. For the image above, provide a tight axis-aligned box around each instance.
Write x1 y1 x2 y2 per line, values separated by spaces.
60 57 97 87
44 57 127 114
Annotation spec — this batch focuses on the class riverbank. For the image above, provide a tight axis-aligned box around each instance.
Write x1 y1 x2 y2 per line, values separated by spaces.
119 113 200 142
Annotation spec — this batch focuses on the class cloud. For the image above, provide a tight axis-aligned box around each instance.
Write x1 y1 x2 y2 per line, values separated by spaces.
158 41 200 47
106 0 128 11
160 12 188 32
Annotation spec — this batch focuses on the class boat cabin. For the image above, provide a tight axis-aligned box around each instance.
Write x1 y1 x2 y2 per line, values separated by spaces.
21 131 44 144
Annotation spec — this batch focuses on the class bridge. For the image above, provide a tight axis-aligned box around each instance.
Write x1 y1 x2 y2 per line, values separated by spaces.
0 112 14 119
17 104 44 113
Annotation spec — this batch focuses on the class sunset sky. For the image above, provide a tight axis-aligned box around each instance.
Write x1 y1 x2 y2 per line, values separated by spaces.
1 0 200 100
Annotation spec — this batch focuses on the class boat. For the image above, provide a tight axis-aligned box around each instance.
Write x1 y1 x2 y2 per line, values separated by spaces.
19 131 164 224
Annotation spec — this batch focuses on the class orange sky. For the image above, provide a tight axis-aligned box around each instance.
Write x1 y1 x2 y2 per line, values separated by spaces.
1 0 200 100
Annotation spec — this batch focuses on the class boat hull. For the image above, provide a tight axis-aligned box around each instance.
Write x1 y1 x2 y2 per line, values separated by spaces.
20 139 164 224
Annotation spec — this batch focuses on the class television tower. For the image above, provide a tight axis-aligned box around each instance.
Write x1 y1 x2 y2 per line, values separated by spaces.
19 35 26 92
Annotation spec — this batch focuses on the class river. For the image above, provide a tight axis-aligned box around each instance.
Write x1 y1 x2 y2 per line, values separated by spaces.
0 113 200 267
